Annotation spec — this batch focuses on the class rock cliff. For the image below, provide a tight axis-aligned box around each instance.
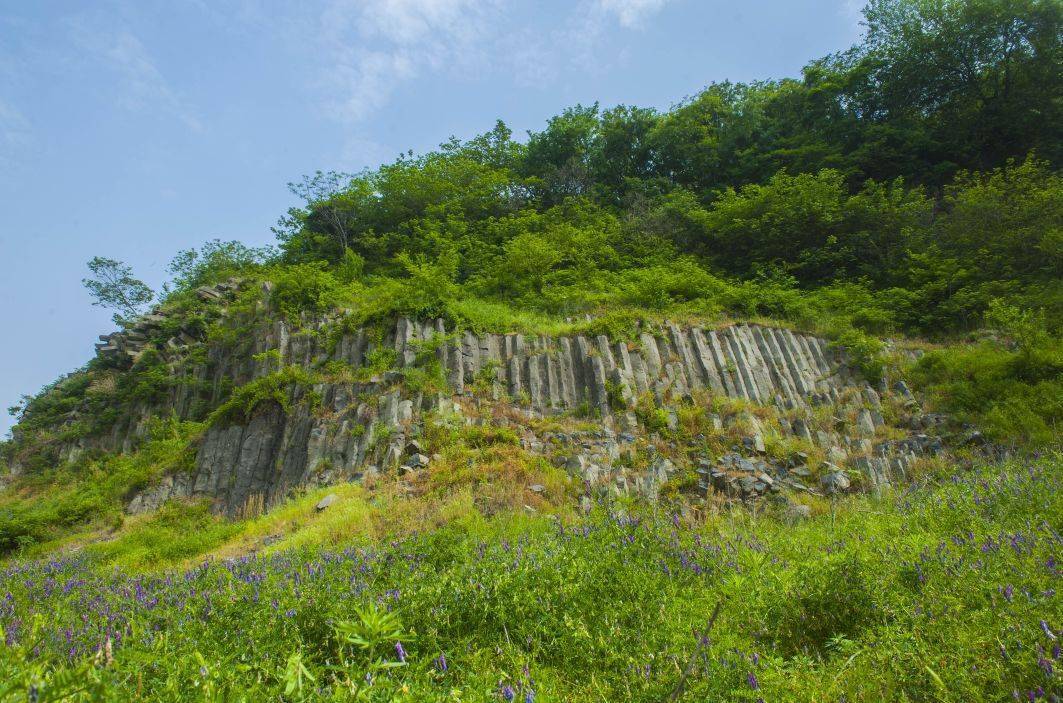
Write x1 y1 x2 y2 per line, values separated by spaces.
15 281 956 518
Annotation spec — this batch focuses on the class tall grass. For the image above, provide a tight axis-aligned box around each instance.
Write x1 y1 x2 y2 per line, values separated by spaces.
1 455 1059 701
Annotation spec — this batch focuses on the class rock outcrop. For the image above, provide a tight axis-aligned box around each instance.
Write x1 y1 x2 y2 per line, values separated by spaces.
30 290 953 517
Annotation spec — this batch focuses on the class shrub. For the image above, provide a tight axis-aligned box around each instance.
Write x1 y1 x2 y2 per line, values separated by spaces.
208 366 317 427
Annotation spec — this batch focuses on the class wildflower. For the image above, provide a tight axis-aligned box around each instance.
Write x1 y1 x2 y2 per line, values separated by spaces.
395 641 407 663
435 653 448 672
747 672 759 690
1041 620 1057 640
501 684 515 701
1003 584 1014 602
525 691 535 703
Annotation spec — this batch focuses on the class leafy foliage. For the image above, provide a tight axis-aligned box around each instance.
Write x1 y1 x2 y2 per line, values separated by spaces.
81 257 154 325
253 0 1060 340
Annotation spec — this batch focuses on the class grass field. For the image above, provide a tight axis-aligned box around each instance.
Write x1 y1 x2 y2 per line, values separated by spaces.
0 454 1059 701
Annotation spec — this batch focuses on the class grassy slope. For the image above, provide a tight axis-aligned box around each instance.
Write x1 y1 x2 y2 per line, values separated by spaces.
0 455 1060 701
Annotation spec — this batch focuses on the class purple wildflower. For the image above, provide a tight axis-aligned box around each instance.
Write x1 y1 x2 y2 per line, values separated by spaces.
747 672 759 690
435 653 448 672
395 641 407 663
1041 620 1056 640
501 684 515 701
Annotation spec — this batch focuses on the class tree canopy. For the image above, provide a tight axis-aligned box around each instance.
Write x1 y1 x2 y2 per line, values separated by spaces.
254 0 1063 339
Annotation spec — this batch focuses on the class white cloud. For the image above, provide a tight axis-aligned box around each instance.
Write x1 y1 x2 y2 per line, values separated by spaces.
320 0 499 124
503 0 670 87
66 17 202 131
597 0 670 28
184 0 673 141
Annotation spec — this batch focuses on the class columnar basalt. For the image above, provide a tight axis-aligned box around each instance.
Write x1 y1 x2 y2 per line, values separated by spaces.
29 289 949 517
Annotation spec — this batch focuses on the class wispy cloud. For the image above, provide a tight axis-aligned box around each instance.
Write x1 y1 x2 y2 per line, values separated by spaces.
320 0 500 124
502 0 672 89
597 0 671 28
185 0 673 140
66 16 202 131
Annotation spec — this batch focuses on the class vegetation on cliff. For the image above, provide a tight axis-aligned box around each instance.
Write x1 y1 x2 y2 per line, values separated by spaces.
0 0 1061 698
7 0 1061 457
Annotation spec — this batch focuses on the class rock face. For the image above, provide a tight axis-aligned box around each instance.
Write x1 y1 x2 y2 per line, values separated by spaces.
35 299 949 517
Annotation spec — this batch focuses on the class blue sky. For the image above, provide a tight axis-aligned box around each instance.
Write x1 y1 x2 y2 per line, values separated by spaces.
0 0 864 435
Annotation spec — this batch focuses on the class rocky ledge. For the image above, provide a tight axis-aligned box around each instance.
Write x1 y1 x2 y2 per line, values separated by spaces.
87 297 968 517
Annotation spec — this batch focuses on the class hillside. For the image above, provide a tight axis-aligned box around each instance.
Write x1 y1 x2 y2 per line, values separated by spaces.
0 0 1061 699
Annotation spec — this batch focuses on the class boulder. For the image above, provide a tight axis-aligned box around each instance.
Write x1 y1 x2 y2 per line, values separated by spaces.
783 503 812 523
855 408 877 437
820 470 851 495
315 494 338 511
742 435 766 453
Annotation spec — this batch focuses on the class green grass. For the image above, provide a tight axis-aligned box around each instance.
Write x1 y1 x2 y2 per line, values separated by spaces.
0 418 202 555
908 339 1063 445
0 454 1060 701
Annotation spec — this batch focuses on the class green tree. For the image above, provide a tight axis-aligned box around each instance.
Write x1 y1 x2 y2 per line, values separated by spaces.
854 0 1063 172
938 156 1063 282
166 239 273 292
522 104 600 205
703 170 848 280
82 257 154 325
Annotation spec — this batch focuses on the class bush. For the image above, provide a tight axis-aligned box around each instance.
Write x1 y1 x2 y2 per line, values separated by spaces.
269 262 339 319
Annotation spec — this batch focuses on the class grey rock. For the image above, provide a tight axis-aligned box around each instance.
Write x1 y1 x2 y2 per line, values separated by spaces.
315 493 338 511
820 470 851 495
791 418 813 443
855 408 877 437
60 315 908 517
892 379 915 400
783 503 812 522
